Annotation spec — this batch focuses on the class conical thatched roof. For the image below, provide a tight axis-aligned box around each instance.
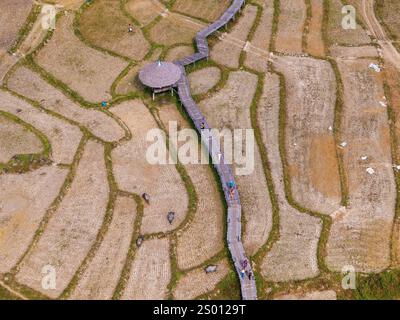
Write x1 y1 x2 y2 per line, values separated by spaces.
139 61 182 89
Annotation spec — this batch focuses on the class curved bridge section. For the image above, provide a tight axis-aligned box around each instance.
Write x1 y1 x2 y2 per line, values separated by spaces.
173 0 257 300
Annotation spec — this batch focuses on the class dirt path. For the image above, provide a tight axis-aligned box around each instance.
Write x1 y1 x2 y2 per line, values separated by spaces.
361 0 400 69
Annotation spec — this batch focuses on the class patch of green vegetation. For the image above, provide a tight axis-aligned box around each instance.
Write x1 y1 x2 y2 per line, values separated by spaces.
2 274 48 300
198 270 241 300
302 0 312 52
0 285 20 300
382 81 400 266
270 0 281 53
355 270 400 300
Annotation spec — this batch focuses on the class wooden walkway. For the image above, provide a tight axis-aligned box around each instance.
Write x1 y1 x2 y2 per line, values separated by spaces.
174 0 257 300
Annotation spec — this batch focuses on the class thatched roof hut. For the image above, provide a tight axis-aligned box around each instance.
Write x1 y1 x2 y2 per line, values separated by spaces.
139 61 182 90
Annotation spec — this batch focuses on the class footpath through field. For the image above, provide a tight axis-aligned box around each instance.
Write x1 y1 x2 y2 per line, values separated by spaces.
173 0 257 300
361 0 400 69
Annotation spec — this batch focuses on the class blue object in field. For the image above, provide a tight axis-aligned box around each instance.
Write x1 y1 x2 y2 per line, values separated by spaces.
101 101 107 107
228 181 235 188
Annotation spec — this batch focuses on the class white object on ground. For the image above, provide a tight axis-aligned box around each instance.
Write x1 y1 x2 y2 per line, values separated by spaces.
366 167 375 175
243 41 251 52
369 63 381 72
361 156 368 161
340 141 347 148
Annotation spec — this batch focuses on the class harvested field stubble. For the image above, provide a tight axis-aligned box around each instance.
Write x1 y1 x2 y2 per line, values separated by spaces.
273 55 341 215
8 66 125 142
188 67 221 95
70 196 136 300
244 0 274 71
198 71 273 255
79 0 150 60
274 290 337 300
172 0 231 22
34 14 128 103
326 59 396 273
158 105 224 270
0 115 43 163
275 0 306 54
149 13 204 46
258 73 322 281
125 0 165 26
121 238 170 300
210 5 258 69
0 0 33 53
46 0 85 10
375 0 400 46
329 45 379 59
326 0 371 47
306 0 325 56
165 46 195 62
0 166 67 273
0 90 82 164
111 101 188 234
173 259 229 300
16 141 109 298
114 48 162 96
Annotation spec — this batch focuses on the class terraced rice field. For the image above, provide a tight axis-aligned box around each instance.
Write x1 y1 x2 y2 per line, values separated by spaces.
1 0 400 301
